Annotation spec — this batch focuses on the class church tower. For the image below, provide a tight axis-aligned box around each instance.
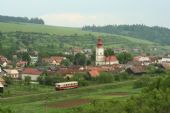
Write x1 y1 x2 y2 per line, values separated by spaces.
96 37 105 65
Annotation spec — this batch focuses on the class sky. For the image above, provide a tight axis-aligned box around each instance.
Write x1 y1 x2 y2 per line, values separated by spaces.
1 0 170 28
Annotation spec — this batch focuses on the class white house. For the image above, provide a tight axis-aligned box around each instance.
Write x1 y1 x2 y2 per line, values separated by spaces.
133 56 150 66
158 58 170 63
4 69 19 79
30 56 38 65
22 68 43 81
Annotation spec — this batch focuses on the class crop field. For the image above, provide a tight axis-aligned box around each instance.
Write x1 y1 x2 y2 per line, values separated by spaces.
0 80 140 113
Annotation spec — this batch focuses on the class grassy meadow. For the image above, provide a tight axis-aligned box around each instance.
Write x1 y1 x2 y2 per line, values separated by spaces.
0 80 140 113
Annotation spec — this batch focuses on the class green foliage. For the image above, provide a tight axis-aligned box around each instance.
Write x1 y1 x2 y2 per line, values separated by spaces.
83 24 170 45
21 52 31 66
114 72 132 81
133 76 151 89
37 74 65 86
24 76 31 85
0 15 44 24
97 72 113 83
117 52 132 64
74 53 87 66
3 76 13 85
0 107 15 113
104 48 114 56
61 59 72 67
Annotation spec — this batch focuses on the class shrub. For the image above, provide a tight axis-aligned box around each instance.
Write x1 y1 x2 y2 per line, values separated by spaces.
133 76 151 89
97 72 113 83
24 76 31 85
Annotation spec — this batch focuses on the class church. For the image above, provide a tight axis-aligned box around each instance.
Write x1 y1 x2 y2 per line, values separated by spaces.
96 37 119 66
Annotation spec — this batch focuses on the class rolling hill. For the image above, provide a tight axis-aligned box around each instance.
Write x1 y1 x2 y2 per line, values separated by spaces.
0 22 168 57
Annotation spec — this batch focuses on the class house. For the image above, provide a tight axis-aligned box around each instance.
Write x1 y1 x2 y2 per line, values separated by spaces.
127 66 146 75
0 55 8 67
114 48 128 53
0 82 4 93
0 65 7 76
83 49 92 54
149 56 158 64
0 77 5 85
22 68 43 81
88 69 100 78
158 57 170 63
133 56 150 66
16 61 28 68
42 56 66 66
29 50 39 65
105 55 119 65
71 48 83 55
159 63 170 71
16 48 28 53
30 55 38 65
4 69 19 79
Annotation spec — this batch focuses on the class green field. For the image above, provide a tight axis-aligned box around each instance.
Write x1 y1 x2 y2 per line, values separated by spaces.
1 22 168 56
0 80 140 113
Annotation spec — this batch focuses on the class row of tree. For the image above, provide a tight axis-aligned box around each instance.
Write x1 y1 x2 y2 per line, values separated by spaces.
0 15 44 24
82 24 170 45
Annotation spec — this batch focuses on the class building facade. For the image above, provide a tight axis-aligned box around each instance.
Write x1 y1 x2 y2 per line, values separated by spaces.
96 38 105 65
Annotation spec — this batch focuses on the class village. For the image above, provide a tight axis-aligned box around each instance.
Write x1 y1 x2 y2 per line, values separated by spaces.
0 36 170 93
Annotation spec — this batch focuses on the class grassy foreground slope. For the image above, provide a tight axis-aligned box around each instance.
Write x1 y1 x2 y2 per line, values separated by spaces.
0 80 139 113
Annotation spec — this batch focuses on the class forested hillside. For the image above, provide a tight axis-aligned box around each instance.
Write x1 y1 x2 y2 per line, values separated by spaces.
82 25 170 45
0 15 44 24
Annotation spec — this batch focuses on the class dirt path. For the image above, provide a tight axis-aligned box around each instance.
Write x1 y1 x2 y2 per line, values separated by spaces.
47 99 90 108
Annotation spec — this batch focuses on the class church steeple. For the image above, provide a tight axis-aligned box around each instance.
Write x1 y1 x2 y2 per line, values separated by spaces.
96 36 105 65
97 37 103 48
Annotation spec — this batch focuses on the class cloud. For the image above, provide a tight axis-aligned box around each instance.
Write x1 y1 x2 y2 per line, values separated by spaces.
40 13 125 27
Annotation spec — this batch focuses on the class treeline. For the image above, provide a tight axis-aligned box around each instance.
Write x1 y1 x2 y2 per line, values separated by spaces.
0 15 44 24
82 24 170 45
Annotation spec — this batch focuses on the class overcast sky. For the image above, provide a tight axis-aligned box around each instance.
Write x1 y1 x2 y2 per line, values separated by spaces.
1 0 170 28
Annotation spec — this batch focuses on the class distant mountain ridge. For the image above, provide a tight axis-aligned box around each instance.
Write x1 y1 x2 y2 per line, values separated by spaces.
82 25 170 45
0 15 44 24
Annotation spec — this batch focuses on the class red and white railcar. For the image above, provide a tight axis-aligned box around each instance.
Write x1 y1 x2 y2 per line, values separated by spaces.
55 81 78 90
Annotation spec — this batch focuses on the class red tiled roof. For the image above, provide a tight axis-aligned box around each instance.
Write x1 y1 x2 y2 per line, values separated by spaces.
105 55 118 62
22 68 42 75
88 69 100 77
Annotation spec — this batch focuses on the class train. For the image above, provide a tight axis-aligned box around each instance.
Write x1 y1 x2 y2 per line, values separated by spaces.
55 81 78 90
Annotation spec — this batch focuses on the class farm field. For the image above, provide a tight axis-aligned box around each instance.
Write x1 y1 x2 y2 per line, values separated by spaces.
0 80 140 113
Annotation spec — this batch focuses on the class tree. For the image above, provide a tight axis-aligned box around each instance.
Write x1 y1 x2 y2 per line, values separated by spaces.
97 72 113 83
24 76 31 85
61 59 71 67
22 52 31 66
117 52 132 64
104 48 114 65
74 53 87 66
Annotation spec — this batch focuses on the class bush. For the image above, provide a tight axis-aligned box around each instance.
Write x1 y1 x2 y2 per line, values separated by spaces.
97 72 113 83
133 76 151 89
2 76 13 85
78 80 89 86
24 76 31 85
37 74 65 85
